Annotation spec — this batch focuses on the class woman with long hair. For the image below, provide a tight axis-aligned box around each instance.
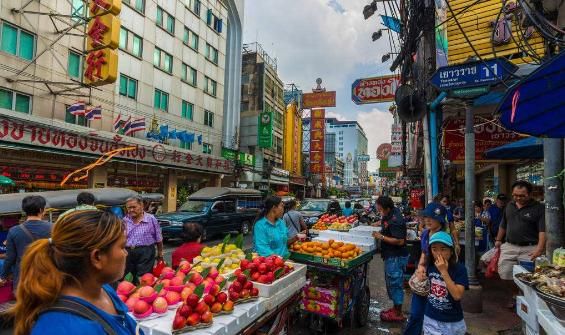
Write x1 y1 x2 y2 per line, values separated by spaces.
253 196 289 258
9 210 141 335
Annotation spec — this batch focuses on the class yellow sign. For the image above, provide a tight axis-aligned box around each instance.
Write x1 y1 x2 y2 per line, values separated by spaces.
84 0 121 86
283 102 303 176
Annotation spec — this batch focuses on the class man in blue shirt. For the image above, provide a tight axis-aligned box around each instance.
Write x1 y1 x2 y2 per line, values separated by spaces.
0 195 52 289
486 194 507 241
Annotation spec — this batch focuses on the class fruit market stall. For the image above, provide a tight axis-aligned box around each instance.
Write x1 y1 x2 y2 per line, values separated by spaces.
289 239 375 329
310 214 359 235
513 264 565 335
120 235 307 334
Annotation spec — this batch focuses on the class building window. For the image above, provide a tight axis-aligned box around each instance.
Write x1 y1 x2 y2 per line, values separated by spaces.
0 88 31 114
339 141 343 146
183 27 199 51
185 0 201 16
180 141 192 150
65 104 87 126
119 27 143 58
119 74 137 100
204 76 217 97
206 9 222 33
123 0 145 14
1 22 35 61
181 100 193 120
71 0 85 22
156 6 175 34
181 63 197 86
204 110 214 127
154 89 169 112
68 51 81 79
153 47 173 73
205 43 218 64
202 143 212 155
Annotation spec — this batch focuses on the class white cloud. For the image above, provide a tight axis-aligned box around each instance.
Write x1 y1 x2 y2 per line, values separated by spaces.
326 110 347 120
356 108 393 171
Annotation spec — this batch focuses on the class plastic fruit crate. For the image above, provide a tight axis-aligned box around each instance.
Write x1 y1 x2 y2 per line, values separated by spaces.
252 262 307 298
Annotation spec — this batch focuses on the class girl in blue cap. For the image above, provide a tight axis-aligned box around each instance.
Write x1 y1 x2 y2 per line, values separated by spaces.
423 231 469 335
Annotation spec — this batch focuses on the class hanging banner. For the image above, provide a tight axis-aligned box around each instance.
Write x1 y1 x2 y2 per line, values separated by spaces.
258 111 273 148
309 108 325 175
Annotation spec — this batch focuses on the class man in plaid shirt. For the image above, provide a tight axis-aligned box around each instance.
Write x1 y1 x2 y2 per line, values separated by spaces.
124 195 164 282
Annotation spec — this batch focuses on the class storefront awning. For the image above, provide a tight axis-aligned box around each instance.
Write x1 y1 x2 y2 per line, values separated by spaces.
484 137 543 160
497 51 565 138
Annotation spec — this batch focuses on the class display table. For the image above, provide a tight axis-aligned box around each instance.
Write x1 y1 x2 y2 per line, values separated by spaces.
513 265 565 335
137 275 306 335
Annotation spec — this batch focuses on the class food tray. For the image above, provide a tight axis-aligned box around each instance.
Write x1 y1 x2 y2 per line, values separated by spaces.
515 272 536 287
172 321 213 334
535 285 565 323
290 250 375 274
233 296 259 305
251 262 307 298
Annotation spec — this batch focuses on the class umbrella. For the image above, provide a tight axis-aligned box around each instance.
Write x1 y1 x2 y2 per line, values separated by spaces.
497 51 565 138
484 137 543 160
0 175 15 186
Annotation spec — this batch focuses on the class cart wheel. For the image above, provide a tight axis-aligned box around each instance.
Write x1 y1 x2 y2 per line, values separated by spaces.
354 285 370 327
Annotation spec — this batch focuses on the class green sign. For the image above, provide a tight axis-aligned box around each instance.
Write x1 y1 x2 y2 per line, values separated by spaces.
449 86 489 98
258 112 273 148
221 148 255 166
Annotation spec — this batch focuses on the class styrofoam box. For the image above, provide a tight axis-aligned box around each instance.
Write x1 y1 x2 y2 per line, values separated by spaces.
348 225 382 237
536 298 565 335
263 275 307 311
253 262 307 298
318 230 375 245
517 296 539 333
313 237 376 252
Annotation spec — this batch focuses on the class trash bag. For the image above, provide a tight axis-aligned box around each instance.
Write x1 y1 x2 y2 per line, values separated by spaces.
152 259 167 277
485 248 501 279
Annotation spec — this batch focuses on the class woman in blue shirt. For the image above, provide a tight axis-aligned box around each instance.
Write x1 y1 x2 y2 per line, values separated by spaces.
342 201 354 216
9 210 141 335
253 196 290 258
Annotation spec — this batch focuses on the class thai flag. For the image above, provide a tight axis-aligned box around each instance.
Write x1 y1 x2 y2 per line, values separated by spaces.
126 117 145 135
122 116 132 135
67 101 85 116
85 106 102 120
113 113 122 131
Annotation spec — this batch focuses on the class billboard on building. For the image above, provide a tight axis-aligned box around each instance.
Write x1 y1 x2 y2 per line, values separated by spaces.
310 109 325 174
258 111 273 148
283 102 302 175
302 92 336 109
351 75 400 105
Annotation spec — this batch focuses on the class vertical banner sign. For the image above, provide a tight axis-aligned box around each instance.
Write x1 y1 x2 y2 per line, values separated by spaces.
309 109 325 175
258 111 273 148
85 0 121 86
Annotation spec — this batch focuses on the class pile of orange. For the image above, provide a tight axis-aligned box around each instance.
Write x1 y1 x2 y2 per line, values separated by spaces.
291 240 362 260
312 221 329 230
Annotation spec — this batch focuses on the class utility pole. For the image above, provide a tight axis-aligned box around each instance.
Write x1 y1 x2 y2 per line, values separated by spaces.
464 103 477 285
544 139 564 258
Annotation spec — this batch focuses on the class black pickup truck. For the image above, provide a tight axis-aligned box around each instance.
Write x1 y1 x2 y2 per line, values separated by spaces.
157 187 262 241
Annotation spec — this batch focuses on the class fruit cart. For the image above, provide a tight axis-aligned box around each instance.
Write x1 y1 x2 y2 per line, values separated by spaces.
290 248 375 332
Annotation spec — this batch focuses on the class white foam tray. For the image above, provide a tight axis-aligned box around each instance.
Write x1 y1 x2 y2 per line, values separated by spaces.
252 262 307 298
312 237 376 252
348 225 382 237
317 230 375 245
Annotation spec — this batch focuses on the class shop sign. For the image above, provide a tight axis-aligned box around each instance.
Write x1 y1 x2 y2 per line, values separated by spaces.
221 148 255 166
357 154 370 162
351 74 400 105
258 184 269 191
309 108 325 175
431 58 518 90
302 91 336 109
0 117 233 174
258 111 273 148
290 176 305 185
84 0 120 86
443 117 522 161
271 167 289 178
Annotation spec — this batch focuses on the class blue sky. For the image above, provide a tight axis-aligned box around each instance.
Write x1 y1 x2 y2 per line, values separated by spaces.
242 0 397 171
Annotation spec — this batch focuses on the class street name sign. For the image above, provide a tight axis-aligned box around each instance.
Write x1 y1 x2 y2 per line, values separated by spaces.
430 58 518 90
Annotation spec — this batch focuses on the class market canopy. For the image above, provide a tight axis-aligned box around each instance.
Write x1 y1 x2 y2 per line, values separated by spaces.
484 137 543 160
497 51 565 138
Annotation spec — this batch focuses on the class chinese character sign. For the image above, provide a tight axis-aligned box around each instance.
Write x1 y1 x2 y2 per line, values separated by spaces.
310 109 325 176
84 0 121 86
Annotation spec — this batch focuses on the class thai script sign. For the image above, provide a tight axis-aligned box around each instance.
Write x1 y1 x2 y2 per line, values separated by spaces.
351 75 400 105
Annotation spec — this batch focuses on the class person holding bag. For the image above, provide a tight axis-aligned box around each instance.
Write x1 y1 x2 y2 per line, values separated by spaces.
8 210 142 335
283 200 307 243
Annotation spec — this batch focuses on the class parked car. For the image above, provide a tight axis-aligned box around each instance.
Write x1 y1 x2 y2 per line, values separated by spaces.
298 198 332 227
157 187 262 241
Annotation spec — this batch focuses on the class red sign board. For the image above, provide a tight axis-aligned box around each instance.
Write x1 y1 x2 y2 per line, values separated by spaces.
351 75 400 105
310 109 325 175
410 188 425 210
443 117 523 162
303 92 336 109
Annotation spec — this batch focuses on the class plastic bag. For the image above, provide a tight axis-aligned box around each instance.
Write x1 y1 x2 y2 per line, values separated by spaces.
485 248 501 279
152 259 167 277
409 272 430 296
480 248 497 264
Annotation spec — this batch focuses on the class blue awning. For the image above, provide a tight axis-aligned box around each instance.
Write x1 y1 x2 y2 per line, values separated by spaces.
497 51 565 138
484 137 543 159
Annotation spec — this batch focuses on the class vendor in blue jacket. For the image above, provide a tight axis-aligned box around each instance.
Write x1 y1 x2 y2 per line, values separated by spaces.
253 196 291 258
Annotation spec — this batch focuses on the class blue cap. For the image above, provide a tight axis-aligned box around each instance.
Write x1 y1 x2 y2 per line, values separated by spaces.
429 231 454 248
422 203 446 225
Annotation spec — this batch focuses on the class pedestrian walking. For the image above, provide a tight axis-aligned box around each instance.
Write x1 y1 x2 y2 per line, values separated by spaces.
57 191 98 221
8 210 142 335
436 194 460 255
283 200 307 241
172 222 205 268
423 231 469 335
373 196 408 322
404 203 447 335
495 180 545 306
0 195 52 290
124 195 164 283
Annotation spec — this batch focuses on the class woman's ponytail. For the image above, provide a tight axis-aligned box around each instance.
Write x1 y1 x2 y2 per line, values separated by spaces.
9 239 65 335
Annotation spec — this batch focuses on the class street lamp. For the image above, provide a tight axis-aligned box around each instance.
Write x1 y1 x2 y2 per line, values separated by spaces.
381 52 399 63
372 29 389 42
363 1 378 19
